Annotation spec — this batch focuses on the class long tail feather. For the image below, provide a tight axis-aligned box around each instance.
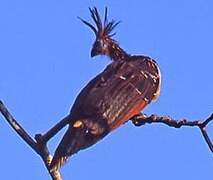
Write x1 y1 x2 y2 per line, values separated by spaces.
49 125 85 171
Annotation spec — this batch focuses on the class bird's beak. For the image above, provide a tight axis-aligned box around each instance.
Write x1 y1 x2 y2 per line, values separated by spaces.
91 47 99 57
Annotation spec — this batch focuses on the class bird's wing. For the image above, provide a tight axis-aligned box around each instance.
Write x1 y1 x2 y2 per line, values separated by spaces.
103 56 161 129
50 56 161 170
70 56 161 130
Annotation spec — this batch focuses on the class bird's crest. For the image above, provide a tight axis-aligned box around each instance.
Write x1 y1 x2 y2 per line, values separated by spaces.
78 7 120 38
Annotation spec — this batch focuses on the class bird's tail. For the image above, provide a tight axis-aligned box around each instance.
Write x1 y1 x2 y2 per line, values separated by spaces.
49 124 85 171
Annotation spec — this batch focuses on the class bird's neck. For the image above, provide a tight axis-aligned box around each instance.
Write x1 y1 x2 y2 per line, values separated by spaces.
107 40 130 61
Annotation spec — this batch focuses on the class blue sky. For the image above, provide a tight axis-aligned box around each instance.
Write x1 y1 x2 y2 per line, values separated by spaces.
0 0 212 179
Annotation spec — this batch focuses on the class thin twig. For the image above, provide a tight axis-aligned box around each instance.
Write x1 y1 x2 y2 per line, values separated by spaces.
0 100 62 180
132 113 213 153
1 99 212 179
38 115 70 143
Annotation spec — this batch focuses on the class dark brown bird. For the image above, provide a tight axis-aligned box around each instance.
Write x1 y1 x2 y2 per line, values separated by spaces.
50 7 161 171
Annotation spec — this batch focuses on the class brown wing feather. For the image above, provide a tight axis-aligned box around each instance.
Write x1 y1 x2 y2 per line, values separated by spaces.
50 56 161 170
70 56 161 130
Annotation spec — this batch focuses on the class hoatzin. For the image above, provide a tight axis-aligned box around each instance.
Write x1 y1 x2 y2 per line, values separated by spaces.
50 7 161 171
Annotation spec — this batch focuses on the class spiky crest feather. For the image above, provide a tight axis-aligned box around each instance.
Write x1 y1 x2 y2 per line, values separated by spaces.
79 7 120 38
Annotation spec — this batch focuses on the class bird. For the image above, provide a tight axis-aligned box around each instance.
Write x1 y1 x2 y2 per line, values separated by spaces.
50 7 161 171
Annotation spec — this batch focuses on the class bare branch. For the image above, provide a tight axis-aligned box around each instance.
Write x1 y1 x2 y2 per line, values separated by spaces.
38 115 70 143
132 113 213 153
1 98 212 179
0 100 62 180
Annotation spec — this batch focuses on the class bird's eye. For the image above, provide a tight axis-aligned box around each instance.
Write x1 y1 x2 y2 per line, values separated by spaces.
98 39 108 50
103 42 108 49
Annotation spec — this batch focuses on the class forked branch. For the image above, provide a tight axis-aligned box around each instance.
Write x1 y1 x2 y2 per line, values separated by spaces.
132 113 213 153
0 100 62 180
1 100 212 180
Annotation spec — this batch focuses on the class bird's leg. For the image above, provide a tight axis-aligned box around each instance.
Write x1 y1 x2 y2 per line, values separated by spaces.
131 113 148 126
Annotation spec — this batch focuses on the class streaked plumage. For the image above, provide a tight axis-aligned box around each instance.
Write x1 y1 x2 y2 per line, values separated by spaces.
50 7 161 171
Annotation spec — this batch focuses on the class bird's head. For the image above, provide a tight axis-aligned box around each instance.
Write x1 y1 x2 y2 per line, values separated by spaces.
79 7 120 58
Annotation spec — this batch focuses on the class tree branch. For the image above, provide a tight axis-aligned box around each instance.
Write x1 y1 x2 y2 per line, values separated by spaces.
1 99 212 179
38 115 70 143
132 113 213 153
0 100 62 180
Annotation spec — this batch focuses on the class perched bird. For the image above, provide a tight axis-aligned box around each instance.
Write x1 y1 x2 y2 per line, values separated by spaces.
50 7 161 171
